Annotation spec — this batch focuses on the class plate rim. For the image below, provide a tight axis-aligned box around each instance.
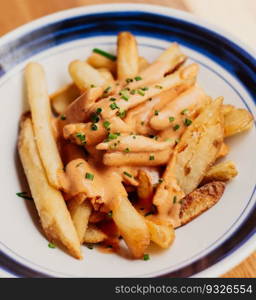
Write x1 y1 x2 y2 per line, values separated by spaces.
0 3 255 278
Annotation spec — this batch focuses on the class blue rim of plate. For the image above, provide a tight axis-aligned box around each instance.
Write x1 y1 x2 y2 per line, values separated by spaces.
0 7 255 278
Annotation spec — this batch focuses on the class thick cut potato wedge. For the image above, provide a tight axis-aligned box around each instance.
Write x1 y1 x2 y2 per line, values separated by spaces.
83 224 107 243
202 160 238 184
68 199 92 243
25 62 64 189
224 107 253 137
18 118 81 259
179 181 226 226
145 216 175 248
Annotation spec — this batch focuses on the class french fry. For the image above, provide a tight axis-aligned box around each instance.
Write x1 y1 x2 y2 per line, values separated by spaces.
103 149 171 167
117 32 139 80
217 143 229 159
179 181 226 226
51 83 80 115
68 199 92 243
69 60 106 91
110 178 150 258
18 118 81 259
83 224 107 243
87 52 116 73
96 134 173 152
202 160 238 184
145 216 175 248
224 107 253 137
153 98 224 226
138 56 150 71
150 86 208 131
25 62 63 189
137 169 154 207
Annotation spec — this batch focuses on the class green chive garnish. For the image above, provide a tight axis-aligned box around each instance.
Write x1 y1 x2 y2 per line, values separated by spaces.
181 108 189 115
107 211 113 218
85 173 94 180
108 133 119 140
130 89 136 95
76 133 86 144
173 196 177 204
149 155 155 161
90 84 96 88
124 148 130 153
158 178 163 184
86 244 94 250
169 116 175 123
173 124 180 131
126 78 133 83
96 107 102 115
123 171 132 178
60 115 66 120
155 85 163 89
184 119 192 126
103 121 111 129
134 76 142 81
109 97 116 101
109 102 119 110
104 86 111 94
143 254 150 261
48 243 56 249
92 48 116 61
91 124 98 131
16 192 33 201
154 110 159 116
116 110 126 119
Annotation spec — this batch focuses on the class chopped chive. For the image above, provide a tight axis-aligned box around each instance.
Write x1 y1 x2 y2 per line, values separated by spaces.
92 48 116 61
154 110 159 116
76 133 86 144
119 90 130 101
143 254 150 261
179 199 183 204
48 243 56 249
132 135 136 139
126 78 133 83
141 121 145 125
96 107 102 115
155 85 163 89
184 118 192 126
130 89 136 95
109 97 116 101
158 178 164 184
90 113 100 123
181 108 189 115
86 244 94 250
104 86 111 94
103 121 111 129
60 115 66 120
76 162 83 168
91 124 98 131
124 148 130 153
90 84 96 88
16 192 33 201
137 89 145 96
173 196 177 204
107 211 113 218
134 76 142 81
175 138 180 145
173 124 180 131
123 171 133 178
149 155 155 161
116 110 126 119
108 133 119 140
141 87 149 91
85 172 94 180
109 102 119 110
169 116 175 123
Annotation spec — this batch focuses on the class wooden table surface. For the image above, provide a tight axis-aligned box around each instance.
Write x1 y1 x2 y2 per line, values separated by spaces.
0 0 255 278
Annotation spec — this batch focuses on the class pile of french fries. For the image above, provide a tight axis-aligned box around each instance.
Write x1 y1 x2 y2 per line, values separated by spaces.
18 32 253 260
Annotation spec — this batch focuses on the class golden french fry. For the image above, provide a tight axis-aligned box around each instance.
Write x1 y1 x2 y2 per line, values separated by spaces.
68 199 92 243
224 107 253 137
179 181 226 226
137 169 154 205
217 143 229 159
18 118 82 259
83 224 107 243
150 86 208 131
50 83 80 115
138 56 150 71
117 32 139 80
145 216 175 248
25 62 63 189
96 134 173 152
87 52 116 73
103 149 171 167
98 68 115 84
111 185 150 258
202 160 238 184
153 98 224 226
69 60 106 91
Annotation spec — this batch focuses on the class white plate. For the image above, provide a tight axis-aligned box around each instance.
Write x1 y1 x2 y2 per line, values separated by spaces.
0 4 255 277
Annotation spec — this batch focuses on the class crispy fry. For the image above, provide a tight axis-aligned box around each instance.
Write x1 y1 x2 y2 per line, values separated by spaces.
110 178 150 258
202 160 238 184
51 83 80 115
103 149 171 167
69 60 106 91
145 216 175 248
179 181 226 226
83 224 107 243
18 118 81 259
25 62 63 189
68 199 92 243
224 107 253 137
117 32 139 80
96 134 173 152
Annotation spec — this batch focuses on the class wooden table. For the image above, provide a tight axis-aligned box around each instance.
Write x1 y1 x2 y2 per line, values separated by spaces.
0 0 255 278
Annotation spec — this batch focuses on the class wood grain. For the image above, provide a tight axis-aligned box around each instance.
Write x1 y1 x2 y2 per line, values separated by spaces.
0 0 255 278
